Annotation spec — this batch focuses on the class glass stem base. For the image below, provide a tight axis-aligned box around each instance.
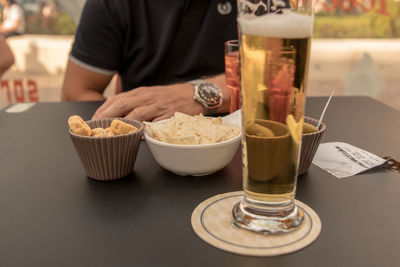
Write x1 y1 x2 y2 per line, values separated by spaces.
232 197 304 234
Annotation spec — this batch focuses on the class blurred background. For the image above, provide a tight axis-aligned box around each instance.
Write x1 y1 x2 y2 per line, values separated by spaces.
1 0 399 110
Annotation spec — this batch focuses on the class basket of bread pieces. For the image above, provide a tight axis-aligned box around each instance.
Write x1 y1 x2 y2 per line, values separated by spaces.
68 115 144 181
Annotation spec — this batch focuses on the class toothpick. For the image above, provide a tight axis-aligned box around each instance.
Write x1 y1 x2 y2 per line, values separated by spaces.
317 91 334 129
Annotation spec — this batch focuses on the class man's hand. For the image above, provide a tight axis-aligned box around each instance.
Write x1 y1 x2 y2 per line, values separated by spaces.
92 83 205 122
62 59 231 121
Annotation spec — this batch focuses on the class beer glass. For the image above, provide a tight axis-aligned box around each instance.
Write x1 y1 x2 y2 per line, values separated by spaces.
224 40 241 113
232 0 314 234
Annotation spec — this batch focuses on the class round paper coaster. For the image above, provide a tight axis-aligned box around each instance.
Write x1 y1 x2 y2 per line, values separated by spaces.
191 191 321 257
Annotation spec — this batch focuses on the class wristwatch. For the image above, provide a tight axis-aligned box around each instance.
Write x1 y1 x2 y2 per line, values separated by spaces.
190 79 223 116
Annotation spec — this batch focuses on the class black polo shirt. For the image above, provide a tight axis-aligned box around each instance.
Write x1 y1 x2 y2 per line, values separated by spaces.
70 0 237 91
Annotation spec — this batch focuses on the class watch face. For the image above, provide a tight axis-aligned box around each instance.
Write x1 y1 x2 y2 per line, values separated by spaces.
198 83 221 106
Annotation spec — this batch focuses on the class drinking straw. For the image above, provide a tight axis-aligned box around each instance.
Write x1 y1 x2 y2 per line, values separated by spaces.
317 91 334 129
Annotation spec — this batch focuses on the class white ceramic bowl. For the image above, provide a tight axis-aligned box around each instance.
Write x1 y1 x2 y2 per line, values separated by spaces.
144 117 241 176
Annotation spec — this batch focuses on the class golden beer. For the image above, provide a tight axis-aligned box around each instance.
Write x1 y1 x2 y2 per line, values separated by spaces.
233 5 314 233
241 34 311 203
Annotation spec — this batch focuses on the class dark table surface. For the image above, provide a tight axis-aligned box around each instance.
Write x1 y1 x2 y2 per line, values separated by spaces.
0 96 399 267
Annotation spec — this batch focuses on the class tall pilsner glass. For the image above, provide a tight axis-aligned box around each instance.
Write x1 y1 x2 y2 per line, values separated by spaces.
232 0 314 234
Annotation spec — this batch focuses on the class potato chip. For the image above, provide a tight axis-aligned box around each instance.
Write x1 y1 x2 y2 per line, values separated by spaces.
144 112 240 145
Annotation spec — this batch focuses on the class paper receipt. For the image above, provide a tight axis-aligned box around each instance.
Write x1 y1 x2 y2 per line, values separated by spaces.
312 142 386 178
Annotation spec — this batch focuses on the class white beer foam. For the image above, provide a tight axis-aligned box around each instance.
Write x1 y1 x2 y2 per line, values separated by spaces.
238 10 313 38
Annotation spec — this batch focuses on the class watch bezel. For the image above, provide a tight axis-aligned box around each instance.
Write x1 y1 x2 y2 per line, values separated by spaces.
192 80 223 115
197 82 222 108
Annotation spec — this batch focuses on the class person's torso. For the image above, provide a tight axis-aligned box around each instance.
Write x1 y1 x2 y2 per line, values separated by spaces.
3 4 25 33
115 0 238 90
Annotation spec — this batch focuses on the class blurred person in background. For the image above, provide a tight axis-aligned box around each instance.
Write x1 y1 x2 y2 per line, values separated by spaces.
0 0 25 38
62 0 237 122
39 0 60 32
0 34 14 77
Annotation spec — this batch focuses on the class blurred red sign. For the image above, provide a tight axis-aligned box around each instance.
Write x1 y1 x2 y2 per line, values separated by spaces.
290 0 389 15
0 79 39 104
316 0 389 15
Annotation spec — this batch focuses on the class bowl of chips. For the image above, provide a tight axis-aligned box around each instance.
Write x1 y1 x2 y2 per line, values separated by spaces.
68 116 144 181
144 112 241 176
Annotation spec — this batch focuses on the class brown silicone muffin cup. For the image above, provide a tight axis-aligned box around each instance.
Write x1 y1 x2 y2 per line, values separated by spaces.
69 118 144 181
298 117 326 175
